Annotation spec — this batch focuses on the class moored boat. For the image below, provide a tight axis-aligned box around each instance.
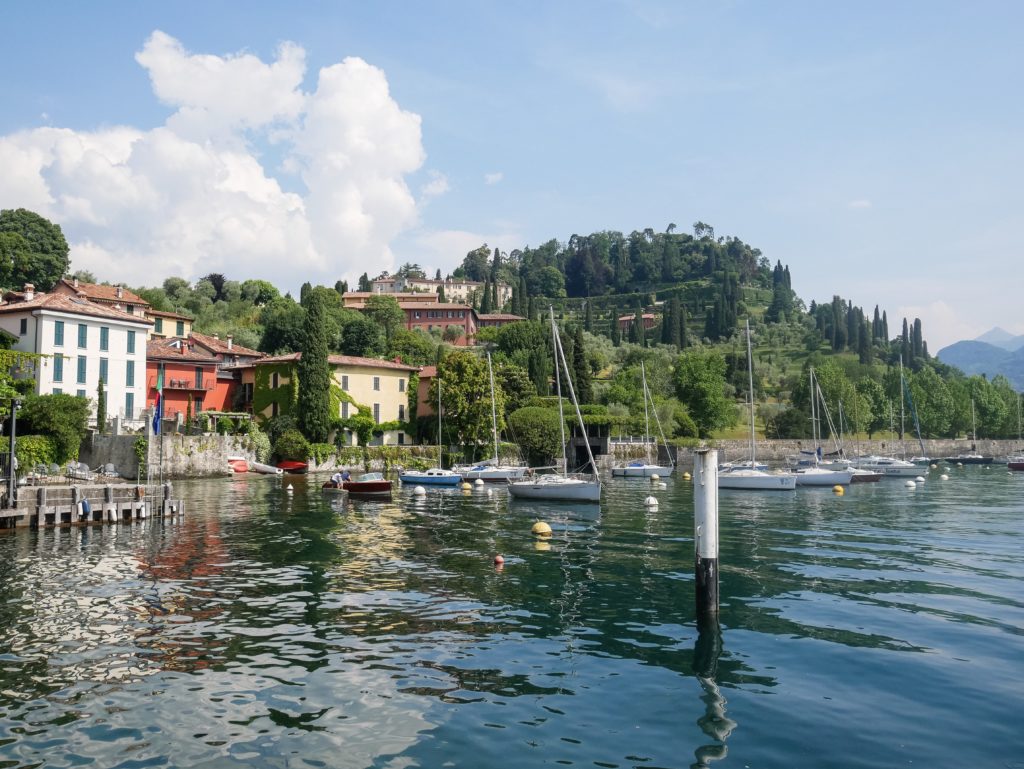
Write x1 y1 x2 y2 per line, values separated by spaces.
323 472 393 498
277 460 309 474
250 462 284 475
398 467 463 486
853 455 920 478
611 361 674 478
227 456 248 473
1008 457 1024 471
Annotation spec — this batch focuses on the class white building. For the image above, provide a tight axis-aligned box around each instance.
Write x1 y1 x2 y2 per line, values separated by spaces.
371 273 512 306
0 284 153 426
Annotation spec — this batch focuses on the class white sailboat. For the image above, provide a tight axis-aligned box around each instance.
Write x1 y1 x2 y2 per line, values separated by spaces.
853 360 920 478
791 367 854 487
719 320 796 491
398 376 463 486
508 309 601 502
611 361 675 477
458 352 528 481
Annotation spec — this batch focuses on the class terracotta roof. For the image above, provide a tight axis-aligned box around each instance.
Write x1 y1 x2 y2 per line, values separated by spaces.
253 352 419 371
55 278 150 307
343 291 439 301
146 338 218 362
0 292 154 324
478 313 526 321
148 309 194 320
190 331 263 358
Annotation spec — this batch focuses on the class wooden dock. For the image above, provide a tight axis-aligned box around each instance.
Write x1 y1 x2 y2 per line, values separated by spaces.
0 483 184 529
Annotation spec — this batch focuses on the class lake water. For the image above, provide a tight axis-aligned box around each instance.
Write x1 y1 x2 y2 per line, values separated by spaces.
0 465 1022 768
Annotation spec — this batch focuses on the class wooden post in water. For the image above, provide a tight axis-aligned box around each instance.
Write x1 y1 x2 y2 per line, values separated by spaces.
694 449 720 618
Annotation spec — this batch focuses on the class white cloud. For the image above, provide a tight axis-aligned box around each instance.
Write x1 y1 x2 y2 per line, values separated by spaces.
420 170 450 201
847 199 872 209
0 31 429 290
484 172 503 185
410 228 523 275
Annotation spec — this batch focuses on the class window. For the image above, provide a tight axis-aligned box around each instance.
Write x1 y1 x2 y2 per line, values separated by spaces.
53 356 64 382
271 402 279 417
373 376 380 391
127 330 135 354
53 388 62 395
373 403 380 423
341 402 349 418
99 358 108 383
77 389 86 398
414 311 421 319
195 397 203 412
126 361 134 387
176 320 184 336
154 317 163 333
126 304 135 315
125 393 134 419
100 326 109 351
341 375 349 390
78 324 87 348
19 318 27 335
77 356 87 384
195 366 203 388
271 372 279 388
54 321 64 346
398 404 405 421
399 378 405 393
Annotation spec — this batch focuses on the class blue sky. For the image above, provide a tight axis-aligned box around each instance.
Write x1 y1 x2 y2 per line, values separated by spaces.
1 1 1021 349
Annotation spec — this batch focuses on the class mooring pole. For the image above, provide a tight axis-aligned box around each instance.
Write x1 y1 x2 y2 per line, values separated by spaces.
694 448 719 618
7 398 21 509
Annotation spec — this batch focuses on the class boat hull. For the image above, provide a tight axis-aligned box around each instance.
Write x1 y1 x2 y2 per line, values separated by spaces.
277 461 308 474
1007 460 1024 471
507 478 601 501
794 468 855 486
718 470 796 490
398 471 463 486
250 462 283 475
323 480 393 498
945 455 993 465
850 470 882 483
611 464 674 477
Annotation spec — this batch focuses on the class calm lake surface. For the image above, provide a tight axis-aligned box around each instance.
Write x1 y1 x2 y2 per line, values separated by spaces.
0 465 1022 768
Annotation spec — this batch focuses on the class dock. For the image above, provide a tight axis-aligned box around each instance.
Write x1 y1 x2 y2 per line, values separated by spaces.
0 483 184 529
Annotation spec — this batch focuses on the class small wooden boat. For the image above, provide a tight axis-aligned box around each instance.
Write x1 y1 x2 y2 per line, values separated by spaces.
227 456 249 473
277 460 309 474
1007 457 1024 471
323 472 393 499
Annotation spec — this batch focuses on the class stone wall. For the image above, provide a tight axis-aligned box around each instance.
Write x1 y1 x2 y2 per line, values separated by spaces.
81 433 257 479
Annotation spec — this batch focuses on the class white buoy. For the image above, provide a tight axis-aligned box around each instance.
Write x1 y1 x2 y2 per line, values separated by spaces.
930 464 938 469
915 476 925 483
474 478 484 486
286 484 294 493
413 486 426 496
650 474 660 482
940 474 949 480
644 495 658 507
905 480 916 489
957 462 963 467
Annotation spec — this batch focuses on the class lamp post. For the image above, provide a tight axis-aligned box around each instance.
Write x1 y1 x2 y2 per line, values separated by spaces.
7 398 21 509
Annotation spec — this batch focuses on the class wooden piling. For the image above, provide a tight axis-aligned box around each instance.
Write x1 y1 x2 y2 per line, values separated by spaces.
694 448 720 617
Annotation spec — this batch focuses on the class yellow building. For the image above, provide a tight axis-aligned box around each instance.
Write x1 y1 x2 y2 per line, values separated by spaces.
240 353 419 445
148 310 194 339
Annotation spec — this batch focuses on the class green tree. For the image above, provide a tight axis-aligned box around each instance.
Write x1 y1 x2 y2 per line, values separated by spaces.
363 294 405 343
95 378 106 434
508 406 567 466
431 351 503 455
297 290 332 443
673 348 737 437
241 279 280 305
571 326 593 404
341 316 383 356
388 328 437 366
18 393 90 464
273 429 310 461
259 297 305 354
0 209 70 291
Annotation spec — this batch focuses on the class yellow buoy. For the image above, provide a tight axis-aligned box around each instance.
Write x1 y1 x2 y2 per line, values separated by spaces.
832 485 844 495
531 521 552 537
461 482 472 490
682 472 692 481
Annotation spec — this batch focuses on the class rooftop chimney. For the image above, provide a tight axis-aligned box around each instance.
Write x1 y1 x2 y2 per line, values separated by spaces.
116 286 123 299
23 283 34 301
213 333 220 340
226 335 233 350
73 277 79 288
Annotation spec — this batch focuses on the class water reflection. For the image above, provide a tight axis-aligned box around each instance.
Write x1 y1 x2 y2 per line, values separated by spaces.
691 618 736 768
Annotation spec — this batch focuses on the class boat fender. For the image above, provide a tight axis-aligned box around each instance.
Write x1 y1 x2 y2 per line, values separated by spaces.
81 499 91 514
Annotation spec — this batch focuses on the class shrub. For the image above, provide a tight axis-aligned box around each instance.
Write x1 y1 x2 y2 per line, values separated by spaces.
248 426 271 462
216 416 233 435
508 406 568 467
198 413 211 433
15 435 56 471
18 393 90 463
273 429 310 462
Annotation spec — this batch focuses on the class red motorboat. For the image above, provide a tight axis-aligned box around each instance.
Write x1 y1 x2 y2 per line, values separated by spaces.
322 472 393 499
228 456 249 473
1008 457 1024 471
276 460 309 474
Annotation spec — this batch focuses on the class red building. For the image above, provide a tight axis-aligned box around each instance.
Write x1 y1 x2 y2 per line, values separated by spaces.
618 312 658 331
401 302 478 345
145 338 222 420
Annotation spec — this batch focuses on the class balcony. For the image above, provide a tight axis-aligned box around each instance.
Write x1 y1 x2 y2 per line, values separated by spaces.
149 376 214 391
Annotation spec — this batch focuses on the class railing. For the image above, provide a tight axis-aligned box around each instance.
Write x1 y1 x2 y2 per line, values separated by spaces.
610 436 656 445
148 376 214 391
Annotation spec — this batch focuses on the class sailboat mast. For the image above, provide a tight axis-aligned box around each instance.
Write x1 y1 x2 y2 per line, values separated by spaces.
971 398 977 442
641 361 651 464
746 320 756 466
550 308 567 473
809 368 818 459
487 351 499 463
438 377 443 468
899 356 906 457
552 308 598 481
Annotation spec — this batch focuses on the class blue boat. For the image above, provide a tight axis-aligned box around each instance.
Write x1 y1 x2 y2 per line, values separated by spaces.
398 468 463 486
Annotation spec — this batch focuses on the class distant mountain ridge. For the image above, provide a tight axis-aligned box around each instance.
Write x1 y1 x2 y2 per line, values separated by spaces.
937 327 1024 389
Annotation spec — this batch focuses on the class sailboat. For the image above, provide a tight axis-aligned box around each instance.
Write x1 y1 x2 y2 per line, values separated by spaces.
945 399 993 464
611 361 674 477
790 367 855 486
457 352 528 481
508 309 601 502
398 375 463 486
718 320 796 490
854 358 920 478
1008 394 1024 471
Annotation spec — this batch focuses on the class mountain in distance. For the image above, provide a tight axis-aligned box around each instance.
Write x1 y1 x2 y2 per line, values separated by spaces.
974 326 1024 352
938 327 1024 389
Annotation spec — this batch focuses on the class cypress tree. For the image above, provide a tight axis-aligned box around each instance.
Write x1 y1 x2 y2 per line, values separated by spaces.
96 378 106 434
358 272 371 291
611 310 621 346
435 268 442 280
492 279 499 310
480 280 492 314
528 344 550 395
912 318 923 359
297 290 333 443
300 282 312 304
584 300 593 333
882 311 889 342
678 306 688 349
572 326 592 404
438 284 446 302
334 279 348 295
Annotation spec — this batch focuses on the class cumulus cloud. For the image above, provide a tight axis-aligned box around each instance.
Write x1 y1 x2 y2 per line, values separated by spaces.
0 31 428 289
484 172 503 185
